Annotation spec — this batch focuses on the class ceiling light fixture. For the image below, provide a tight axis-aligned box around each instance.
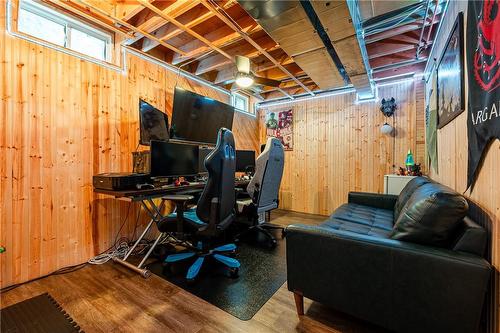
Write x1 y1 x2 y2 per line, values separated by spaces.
235 72 254 88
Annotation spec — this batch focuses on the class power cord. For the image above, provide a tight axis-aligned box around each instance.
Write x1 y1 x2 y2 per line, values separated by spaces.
88 240 129 265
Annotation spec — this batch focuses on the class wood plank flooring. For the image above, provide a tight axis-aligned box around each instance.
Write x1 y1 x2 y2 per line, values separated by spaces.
0 210 386 333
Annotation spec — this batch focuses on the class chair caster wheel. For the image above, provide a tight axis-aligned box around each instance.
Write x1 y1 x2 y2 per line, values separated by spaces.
228 267 239 279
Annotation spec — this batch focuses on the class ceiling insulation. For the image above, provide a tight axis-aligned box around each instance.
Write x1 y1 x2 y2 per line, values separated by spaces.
238 0 373 96
238 0 345 90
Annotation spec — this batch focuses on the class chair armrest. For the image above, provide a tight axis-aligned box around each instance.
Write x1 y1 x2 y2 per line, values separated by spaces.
348 191 398 210
286 224 491 332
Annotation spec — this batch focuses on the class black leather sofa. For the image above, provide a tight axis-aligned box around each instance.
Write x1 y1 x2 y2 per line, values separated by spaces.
286 177 491 333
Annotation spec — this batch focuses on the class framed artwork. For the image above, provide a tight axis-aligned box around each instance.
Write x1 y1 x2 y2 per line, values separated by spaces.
437 12 465 129
265 109 293 150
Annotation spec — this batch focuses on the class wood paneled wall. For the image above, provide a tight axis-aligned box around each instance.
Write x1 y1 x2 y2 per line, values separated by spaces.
0 9 259 287
424 1 499 329
258 80 425 215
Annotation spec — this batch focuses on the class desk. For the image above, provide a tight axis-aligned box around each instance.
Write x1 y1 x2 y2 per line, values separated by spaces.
94 180 250 277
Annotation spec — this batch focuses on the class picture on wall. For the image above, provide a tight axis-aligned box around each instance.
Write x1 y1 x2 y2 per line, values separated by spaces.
265 109 293 150
437 12 465 129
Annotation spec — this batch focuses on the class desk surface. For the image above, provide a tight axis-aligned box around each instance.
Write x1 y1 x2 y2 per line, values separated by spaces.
94 180 250 200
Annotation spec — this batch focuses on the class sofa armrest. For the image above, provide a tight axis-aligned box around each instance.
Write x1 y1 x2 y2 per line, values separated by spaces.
286 224 491 333
348 191 398 210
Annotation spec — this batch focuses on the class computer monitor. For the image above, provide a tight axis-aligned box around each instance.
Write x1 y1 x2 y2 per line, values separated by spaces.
198 147 213 174
139 99 169 146
170 87 234 145
150 140 199 177
236 150 256 172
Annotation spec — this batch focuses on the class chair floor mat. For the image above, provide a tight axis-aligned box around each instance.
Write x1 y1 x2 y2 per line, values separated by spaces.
1 293 83 333
148 230 287 321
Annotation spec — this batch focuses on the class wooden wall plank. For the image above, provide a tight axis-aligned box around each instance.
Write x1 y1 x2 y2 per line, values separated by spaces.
259 80 425 216
0 8 259 287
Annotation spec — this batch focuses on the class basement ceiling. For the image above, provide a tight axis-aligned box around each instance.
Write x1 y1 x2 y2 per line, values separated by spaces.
45 0 445 100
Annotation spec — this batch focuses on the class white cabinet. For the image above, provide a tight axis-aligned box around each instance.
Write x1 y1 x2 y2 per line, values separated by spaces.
384 175 416 195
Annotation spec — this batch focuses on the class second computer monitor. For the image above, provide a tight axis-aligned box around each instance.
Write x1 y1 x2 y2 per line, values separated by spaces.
236 150 256 172
150 141 199 178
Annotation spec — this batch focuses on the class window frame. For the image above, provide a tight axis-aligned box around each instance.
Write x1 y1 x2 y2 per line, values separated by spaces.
17 0 114 63
232 92 254 116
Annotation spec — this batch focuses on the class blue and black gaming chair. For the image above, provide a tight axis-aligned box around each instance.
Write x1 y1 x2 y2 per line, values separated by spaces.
160 128 240 282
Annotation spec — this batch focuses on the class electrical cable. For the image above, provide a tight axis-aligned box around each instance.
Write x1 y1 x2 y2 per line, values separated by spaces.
88 240 130 265
1 262 88 293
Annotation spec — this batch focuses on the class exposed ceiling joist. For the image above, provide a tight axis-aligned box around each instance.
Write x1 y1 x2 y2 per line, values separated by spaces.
171 15 261 65
137 0 234 61
115 0 149 21
70 0 187 55
194 35 278 75
365 16 441 44
206 0 314 95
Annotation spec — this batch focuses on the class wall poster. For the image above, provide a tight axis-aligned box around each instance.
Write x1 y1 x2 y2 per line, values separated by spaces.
265 109 293 150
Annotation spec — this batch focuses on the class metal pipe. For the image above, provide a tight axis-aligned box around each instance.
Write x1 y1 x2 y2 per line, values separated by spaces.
372 58 428 73
416 0 432 57
425 0 440 47
113 258 151 278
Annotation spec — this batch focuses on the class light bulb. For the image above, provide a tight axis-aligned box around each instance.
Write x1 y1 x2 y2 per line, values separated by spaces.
380 123 394 135
235 72 254 88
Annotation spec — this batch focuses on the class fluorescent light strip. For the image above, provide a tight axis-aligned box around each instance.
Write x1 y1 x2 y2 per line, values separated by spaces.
376 77 416 88
5 0 231 96
257 87 356 108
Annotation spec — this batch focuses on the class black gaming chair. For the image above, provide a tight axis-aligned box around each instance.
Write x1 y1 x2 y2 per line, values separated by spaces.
161 128 240 282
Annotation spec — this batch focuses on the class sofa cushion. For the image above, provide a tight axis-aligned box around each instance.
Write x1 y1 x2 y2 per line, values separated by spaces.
391 183 469 247
393 177 434 220
321 203 394 238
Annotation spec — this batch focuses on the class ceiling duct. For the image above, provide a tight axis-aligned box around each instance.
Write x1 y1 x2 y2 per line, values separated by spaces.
238 0 374 97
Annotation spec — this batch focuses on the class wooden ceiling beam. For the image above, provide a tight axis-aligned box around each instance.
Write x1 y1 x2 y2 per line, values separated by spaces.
124 0 200 45
372 62 426 79
367 39 433 59
46 0 134 37
194 35 278 75
256 63 305 81
365 15 441 44
171 15 261 65
134 0 199 31
261 78 314 93
115 0 148 21
70 0 186 55
200 0 313 96
263 83 317 100
138 0 233 61
369 48 429 69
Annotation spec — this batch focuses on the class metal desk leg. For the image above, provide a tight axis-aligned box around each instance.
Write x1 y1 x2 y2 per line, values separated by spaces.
113 198 166 278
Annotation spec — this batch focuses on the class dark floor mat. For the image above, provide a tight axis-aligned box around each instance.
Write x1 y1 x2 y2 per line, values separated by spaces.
1 293 83 333
148 231 287 321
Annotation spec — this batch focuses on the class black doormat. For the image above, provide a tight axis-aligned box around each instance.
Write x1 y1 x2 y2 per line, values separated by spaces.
148 231 287 321
0 293 83 333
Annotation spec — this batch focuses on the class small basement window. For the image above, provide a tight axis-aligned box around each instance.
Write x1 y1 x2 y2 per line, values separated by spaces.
232 93 253 115
17 1 113 62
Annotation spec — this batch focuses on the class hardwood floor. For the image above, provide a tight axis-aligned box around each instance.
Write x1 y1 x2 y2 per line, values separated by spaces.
1 210 386 333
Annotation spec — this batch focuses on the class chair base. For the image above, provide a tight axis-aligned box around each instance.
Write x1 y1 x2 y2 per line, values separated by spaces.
234 223 286 248
164 243 240 282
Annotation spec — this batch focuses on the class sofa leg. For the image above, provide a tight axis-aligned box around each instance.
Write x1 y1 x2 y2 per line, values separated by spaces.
293 291 304 315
